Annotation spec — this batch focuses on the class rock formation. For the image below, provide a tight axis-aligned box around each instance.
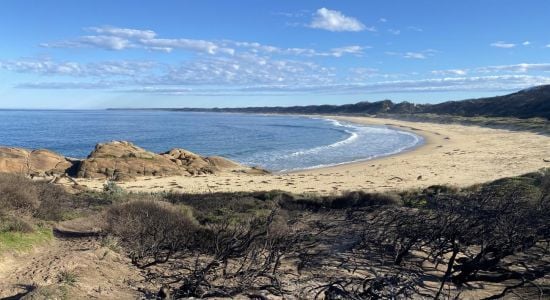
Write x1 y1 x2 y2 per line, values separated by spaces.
0 147 73 176
76 141 184 181
0 141 266 181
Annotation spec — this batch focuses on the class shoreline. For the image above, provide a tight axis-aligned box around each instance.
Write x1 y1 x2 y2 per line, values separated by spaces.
280 115 429 174
287 115 436 174
72 116 550 194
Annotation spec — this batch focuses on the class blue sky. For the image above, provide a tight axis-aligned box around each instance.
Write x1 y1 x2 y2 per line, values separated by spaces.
1 0 550 109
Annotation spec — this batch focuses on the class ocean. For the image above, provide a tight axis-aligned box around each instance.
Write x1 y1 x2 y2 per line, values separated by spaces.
0 110 422 172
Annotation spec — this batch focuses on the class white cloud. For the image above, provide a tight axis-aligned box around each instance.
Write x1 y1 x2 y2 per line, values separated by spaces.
16 81 115 89
41 26 367 58
142 53 335 87
432 69 468 76
343 75 550 93
140 38 234 55
43 35 133 50
12 60 550 96
546 44 550 48
379 18 387 23
346 67 403 81
0 59 156 77
126 87 193 95
309 8 367 32
86 26 156 39
431 63 550 76
42 26 232 54
386 49 436 60
407 26 423 32
388 29 401 35
490 41 516 48
79 35 133 50
327 46 365 57
137 75 550 95
404 52 426 59
477 63 550 73
522 41 531 46
223 41 367 57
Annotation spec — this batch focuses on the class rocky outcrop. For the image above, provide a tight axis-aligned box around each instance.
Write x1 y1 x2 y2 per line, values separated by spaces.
0 141 266 181
76 141 265 181
76 141 186 181
0 147 73 176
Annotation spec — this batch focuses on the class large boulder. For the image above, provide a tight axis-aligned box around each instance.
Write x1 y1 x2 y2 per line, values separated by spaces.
76 141 185 180
0 147 73 176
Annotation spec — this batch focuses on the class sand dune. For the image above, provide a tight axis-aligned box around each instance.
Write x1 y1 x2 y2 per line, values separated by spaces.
74 116 550 194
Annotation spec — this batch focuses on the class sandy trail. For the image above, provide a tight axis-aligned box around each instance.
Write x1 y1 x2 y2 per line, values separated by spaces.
0 220 142 299
73 116 550 195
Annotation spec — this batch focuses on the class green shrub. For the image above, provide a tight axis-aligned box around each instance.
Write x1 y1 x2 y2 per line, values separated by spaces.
102 180 126 202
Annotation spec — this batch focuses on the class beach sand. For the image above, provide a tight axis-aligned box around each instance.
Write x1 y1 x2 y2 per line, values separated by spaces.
74 116 550 195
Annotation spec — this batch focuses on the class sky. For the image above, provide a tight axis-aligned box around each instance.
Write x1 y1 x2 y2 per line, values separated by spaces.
1 0 550 109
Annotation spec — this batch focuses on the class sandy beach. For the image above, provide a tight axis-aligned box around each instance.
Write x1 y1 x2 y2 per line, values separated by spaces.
74 116 550 195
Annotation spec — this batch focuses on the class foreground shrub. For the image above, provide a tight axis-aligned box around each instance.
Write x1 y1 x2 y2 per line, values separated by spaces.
105 200 197 268
330 191 401 208
0 174 74 221
165 191 278 224
352 169 550 298
0 215 34 233
280 191 400 211
0 174 40 213
34 182 73 221
175 210 310 298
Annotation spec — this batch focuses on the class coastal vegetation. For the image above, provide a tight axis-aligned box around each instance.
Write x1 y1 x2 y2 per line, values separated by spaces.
147 85 550 121
0 170 548 298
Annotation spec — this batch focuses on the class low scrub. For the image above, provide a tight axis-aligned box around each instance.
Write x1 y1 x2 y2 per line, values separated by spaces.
165 191 279 224
0 215 34 233
0 174 74 221
0 174 40 213
104 200 198 268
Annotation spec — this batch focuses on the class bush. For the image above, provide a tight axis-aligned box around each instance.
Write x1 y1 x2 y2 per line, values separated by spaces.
331 191 401 208
105 200 197 268
279 191 400 211
0 174 74 221
102 180 126 202
34 182 73 221
165 192 278 224
0 215 34 233
0 174 40 213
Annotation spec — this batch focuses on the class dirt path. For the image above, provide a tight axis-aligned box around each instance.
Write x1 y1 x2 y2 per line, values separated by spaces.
0 221 143 299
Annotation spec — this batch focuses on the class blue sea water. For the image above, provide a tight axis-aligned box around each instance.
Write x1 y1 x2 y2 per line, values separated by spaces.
0 110 422 172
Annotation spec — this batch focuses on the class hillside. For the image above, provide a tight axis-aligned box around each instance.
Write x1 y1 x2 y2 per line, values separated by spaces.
424 85 550 119
143 85 550 120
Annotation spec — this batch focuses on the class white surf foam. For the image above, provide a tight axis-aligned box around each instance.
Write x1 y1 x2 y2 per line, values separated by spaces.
276 117 423 172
